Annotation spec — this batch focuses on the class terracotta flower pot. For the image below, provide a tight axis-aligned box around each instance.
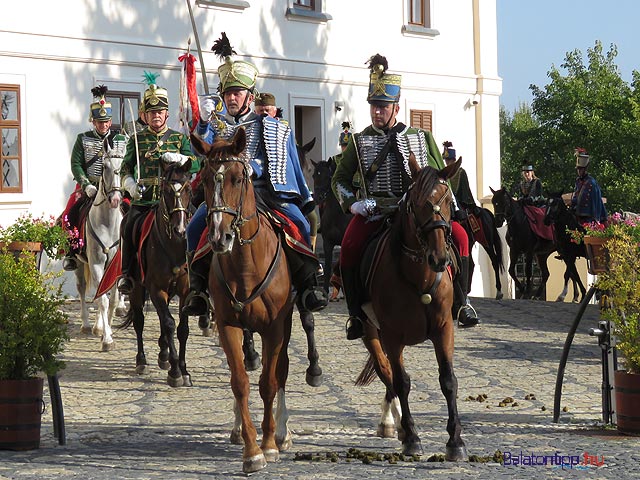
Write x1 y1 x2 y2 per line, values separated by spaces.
583 236 610 274
0 377 44 450
614 370 640 436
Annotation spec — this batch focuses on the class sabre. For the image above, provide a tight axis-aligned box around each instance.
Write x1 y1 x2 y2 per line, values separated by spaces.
126 99 141 184
186 0 209 95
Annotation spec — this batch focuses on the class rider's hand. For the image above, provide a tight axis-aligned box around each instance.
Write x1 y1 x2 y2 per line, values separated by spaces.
84 184 98 198
200 97 216 122
350 199 377 217
124 177 141 201
161 152 189 166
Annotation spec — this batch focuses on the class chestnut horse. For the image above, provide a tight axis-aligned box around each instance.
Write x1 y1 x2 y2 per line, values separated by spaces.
117 160 193 387
355 158 468 461
191 129 294 474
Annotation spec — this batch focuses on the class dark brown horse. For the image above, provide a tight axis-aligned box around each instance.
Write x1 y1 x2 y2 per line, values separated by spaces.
117 160 193 387
191 129 294 474
355 157 468 461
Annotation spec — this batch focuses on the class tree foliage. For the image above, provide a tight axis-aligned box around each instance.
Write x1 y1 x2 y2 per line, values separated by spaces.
501 41 640 212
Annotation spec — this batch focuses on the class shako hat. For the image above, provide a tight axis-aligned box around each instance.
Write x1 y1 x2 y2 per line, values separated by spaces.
212 32 259 94
89 85 112 122
575 147 590 168
442 141 456 161
339 121 353 146
142 71 169 112
366 54 401 104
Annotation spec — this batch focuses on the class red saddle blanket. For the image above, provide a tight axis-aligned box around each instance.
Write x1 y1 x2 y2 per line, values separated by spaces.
523 205 555 241
94 211 155 299
467 213 488 249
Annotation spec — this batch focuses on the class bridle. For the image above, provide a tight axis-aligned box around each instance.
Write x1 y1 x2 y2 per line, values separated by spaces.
402 178 452 263
158 166 191 239
493 190 514 227
92 155 123 207
205 157 259 246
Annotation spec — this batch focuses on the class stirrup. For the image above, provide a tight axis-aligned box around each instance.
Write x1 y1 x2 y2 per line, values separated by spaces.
345 316 364 340
301 287 328 313
456 304 479 328
117 276 134 295
183 291 209 316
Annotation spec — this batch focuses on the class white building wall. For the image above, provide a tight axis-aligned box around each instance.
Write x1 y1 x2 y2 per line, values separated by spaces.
0 0 502 298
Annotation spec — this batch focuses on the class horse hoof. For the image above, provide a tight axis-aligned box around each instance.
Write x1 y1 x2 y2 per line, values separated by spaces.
182 374 193 387
244 354 261 372
92 326 104 337
158 359 170 370
230 428 243 445
262 448 279 462
445 445 468 462
201 327 213 337
305 369 323 387
167 374 184 388
243 453 267 474
101 341 115 352
495 292 504 300
376 423 396 438
402 440 423 456
135 364 150 375
115 307 127 317
80 326 92 334
276 433 292 451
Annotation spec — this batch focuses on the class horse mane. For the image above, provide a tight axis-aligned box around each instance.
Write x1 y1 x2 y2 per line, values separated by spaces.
410 165 441 206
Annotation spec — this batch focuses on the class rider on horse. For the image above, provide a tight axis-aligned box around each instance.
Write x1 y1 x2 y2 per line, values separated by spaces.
571 148 608 225
183 33 327 316
332 54 480 340
117 72 199 296
61 85 127 271
517 164 544 206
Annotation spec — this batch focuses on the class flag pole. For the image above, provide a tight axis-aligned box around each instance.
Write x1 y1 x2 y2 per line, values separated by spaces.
186 0 209 95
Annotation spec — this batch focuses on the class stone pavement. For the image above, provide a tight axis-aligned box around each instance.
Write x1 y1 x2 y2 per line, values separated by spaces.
1 296 639 479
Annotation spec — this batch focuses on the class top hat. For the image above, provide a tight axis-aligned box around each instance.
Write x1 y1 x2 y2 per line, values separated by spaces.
212 32 258 93
366 54 401 104
89 85 112 122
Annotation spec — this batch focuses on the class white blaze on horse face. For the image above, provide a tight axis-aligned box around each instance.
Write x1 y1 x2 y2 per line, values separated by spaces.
210 165 225 244
172 181 187 233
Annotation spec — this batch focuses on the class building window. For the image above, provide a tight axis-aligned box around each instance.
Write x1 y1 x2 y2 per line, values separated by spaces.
106 91 141 134
403 0 439 37
286 0 331 23
410 109 432 132
196 0 250 11
1 85 22 193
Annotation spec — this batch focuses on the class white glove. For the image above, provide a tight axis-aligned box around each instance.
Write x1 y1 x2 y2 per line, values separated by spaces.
350 199 377 217
84 184 98 198
200 97 216 122
161 152 189 166
123 176 141 200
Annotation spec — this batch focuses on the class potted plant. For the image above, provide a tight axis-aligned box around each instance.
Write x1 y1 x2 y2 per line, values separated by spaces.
582 214 640 435
0 250 69 450
0 213 75 266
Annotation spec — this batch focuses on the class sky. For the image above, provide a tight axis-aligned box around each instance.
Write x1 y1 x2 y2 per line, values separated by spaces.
497 0 640 112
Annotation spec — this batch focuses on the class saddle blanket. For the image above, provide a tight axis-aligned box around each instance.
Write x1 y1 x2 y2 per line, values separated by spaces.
523 205 555 242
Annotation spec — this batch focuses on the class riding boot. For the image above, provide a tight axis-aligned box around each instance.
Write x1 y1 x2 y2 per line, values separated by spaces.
285 244 328 313
298 269 328 313
341 265 365 340
117 216 134 295
183 251 211 316
454 256 480 328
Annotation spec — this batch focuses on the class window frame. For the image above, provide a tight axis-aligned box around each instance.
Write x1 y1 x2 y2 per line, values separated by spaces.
0 84 22 193
105 91 142 134
402 0 439 38
286 0 332 23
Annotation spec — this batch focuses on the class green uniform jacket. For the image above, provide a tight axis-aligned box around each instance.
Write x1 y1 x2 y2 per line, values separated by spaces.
331 123 444 214
121 126 198 207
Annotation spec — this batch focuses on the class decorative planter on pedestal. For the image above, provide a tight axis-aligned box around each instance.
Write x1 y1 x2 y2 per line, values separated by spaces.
0 378 44 450
0 241 43 269
583 236 609 274
614 370 640 436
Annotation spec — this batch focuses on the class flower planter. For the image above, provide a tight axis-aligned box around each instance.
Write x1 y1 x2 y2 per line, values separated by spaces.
0 378 44 450
0 241 43 269
614 370 640 436
583 236 609 274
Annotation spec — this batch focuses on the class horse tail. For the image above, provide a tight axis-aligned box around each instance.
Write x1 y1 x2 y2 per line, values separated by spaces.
355 354 377 387
115 307 135 330
486 209 505 273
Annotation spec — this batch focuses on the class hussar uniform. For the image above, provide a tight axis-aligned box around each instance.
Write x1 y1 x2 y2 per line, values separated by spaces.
571 149 607 224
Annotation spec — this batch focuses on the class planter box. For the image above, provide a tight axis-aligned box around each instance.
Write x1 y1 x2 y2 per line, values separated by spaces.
583 236 609 275
0 378 44 450
615 370 640 436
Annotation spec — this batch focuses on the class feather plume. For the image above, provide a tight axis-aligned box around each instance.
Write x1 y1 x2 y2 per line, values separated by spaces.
366 54 388 74
211 32 236 60
443 141 453 149
142 71 160 86
91 85 108 98
341 121 352 131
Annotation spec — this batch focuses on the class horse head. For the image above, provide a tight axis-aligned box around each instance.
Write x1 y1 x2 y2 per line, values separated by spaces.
311 159 333 204
297 137 316 190
102 141 124 208
543 190 565 226
191 128 251 254
159 158 193 239
490 186 513 227
402 156 459 272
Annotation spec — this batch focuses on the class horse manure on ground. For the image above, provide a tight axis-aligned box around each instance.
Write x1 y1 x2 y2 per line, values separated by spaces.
294 449 419 464
465 393 488 402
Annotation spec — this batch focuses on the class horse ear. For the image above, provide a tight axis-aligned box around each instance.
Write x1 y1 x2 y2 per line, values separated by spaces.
190 133 210 156
310 158 319 167
183 159 192 172
231 127 247 155
490 186 496 194
440 157 461 180
303 137 316 153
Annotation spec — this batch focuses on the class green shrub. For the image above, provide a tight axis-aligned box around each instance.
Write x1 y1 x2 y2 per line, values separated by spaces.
0 251 69 379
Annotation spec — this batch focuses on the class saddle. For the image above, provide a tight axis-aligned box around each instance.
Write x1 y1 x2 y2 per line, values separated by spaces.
523 205 555 242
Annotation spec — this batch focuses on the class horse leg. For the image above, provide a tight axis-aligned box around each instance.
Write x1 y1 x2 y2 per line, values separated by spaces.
243 329 261 371
76 268 92 334
130 291 149 375
176 309 192 387
273 310 293 453
96 293 115 351
432 325 467 461
556 268 570 302
151 296 183 387
322 239 333 294
377 390 402 439
115 293 127 317
534 254 550 300
508 253 525 298
567 259 586 303
486 247 504 300
524 254 534 298
296 304 322 387
219 324 265 473
199 310 215 337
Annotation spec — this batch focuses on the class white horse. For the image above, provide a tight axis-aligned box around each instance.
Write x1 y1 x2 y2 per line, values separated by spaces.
74 146 124 351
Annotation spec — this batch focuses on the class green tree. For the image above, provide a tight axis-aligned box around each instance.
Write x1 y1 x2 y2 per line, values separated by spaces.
502 41 640 212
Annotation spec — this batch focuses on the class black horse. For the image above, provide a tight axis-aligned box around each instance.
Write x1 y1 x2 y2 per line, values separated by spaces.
491 187 555 299
461 206 505 299
312 157 352 296
543 192 587 303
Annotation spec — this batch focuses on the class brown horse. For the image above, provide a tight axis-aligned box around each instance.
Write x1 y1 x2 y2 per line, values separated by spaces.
191 129 294 474
117 160 193 387
356 157 468 461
